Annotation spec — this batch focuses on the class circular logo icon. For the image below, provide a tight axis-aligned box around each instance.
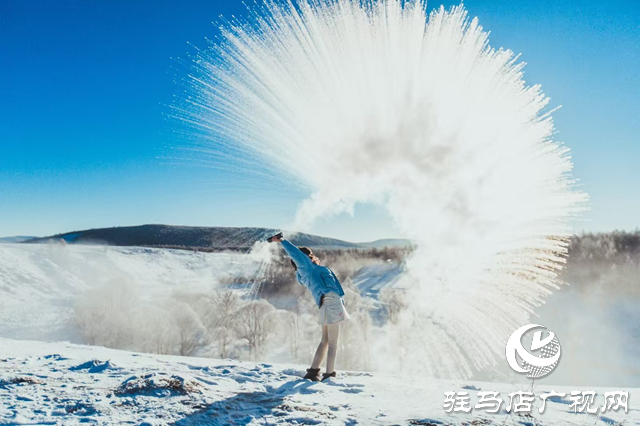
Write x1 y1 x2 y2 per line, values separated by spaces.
505 324 561 378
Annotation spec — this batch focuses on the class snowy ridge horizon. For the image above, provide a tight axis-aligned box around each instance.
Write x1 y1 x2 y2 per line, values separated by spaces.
19 224 411 249
176 0 587 378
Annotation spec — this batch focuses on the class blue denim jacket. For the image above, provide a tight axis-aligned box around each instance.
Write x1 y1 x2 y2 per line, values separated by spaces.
281 239 345 307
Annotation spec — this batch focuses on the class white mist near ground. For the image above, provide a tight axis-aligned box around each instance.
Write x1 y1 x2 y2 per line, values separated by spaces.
178 1 587 378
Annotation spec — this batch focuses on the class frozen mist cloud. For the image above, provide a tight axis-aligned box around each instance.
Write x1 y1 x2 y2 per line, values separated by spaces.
177 0 587 378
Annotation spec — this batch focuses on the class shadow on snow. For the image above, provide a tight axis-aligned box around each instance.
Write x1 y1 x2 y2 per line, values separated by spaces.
173 379 322 426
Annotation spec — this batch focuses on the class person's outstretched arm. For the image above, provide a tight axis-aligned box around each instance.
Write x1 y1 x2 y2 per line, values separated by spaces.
272 235 313 272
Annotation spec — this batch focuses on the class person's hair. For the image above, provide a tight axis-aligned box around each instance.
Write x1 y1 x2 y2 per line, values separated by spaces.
290 247 321 270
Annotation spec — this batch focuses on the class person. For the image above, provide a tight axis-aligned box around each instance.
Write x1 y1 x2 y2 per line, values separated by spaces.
269 234 350 381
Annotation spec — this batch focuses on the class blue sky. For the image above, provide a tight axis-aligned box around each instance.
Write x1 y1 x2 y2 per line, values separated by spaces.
1 0 638 242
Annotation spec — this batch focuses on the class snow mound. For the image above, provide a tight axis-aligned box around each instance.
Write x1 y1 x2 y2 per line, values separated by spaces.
0 376 44 388
115 373 201 397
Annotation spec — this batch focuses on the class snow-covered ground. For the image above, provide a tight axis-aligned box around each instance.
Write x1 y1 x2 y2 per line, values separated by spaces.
2 243 638 424
352 262 403 299
1 338 637 425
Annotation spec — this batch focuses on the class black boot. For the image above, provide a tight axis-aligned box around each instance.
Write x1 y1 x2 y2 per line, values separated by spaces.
303 368 321 382
322 371 337 381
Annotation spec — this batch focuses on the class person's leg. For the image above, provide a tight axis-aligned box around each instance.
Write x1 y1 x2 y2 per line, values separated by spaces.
311 325 329 369
325 323 340 374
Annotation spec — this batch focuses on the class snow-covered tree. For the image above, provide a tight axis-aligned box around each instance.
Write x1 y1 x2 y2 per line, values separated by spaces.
171 302 206 356
234 300 276 359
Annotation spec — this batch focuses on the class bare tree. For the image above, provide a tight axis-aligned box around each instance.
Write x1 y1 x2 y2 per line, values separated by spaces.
172 302 206 356
234 300 276 359
198 290 241 358
75 280 138 350
275 310 301 360
140 305 176 355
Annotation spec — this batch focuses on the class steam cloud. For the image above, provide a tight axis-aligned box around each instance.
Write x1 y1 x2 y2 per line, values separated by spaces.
178 1 587 378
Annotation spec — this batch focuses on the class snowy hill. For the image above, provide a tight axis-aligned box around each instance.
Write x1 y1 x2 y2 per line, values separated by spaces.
0 236 37 244
23 225 371 250
1 338 636 425
23 225 411 250
357 239 413 249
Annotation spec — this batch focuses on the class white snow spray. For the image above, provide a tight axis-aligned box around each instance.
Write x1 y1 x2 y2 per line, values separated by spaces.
176 1 587 378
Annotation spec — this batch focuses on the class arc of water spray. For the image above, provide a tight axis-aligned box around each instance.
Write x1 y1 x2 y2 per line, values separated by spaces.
175 0 587 378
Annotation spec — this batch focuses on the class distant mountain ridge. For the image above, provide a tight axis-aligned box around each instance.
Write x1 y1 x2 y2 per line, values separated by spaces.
24 225 408 250
357 238 413 248
0 236 38 244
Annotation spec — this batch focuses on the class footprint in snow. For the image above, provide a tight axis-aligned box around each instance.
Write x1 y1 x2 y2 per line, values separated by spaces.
268 381 320 395
462 385 481 391
281 368 305 377
42 354 69 361
321 380 365 394
287 416 322 425
340 388 363 394
69 360 119 374
323 380 365 388
408 419 444 426
194 376 218 386
208 365 236 374
342 372 373 377
64 401 97 416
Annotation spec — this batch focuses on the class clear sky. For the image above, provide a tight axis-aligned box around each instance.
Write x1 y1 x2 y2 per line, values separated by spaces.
1 0 638 242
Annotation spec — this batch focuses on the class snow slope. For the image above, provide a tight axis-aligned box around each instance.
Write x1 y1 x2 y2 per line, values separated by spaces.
0 237 37 244
0 244 261 341
1 338 637 425
0 243 401 343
